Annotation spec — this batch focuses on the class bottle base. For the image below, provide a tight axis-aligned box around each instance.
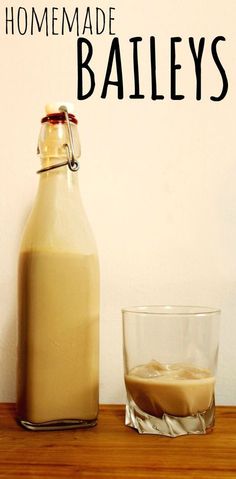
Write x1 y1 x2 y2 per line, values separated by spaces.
18 417 97 431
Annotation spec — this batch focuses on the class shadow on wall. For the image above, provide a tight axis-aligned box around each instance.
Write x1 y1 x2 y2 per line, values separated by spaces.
0 301 17 402
0 205 32 403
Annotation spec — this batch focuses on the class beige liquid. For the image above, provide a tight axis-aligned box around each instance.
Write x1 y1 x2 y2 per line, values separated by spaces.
17 250 99 424
125 361 215 417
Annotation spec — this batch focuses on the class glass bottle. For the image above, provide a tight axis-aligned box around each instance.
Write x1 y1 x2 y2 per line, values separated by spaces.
16 105 99 430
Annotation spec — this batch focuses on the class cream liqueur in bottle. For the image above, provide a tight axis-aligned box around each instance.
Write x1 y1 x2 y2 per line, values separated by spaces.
17 104 99 430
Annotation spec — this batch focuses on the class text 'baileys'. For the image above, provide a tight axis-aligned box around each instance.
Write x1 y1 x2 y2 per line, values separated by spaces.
77 36 228 102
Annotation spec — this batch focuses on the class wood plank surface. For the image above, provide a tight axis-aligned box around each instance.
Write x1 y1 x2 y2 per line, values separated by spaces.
0 404 235 478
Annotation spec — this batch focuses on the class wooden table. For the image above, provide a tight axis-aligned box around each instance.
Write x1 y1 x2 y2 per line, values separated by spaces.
0 404 235 478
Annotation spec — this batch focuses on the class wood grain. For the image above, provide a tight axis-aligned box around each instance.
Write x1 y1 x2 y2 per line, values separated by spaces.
0 404 235 478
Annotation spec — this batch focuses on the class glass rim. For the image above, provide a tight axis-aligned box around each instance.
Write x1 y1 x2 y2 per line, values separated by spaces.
122 305 221 316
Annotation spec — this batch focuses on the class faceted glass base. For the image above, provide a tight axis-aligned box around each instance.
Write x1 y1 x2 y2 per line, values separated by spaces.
18 417 97 431
125 399 215 437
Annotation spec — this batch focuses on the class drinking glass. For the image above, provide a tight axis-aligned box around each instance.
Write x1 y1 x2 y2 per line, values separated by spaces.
122 306 220 437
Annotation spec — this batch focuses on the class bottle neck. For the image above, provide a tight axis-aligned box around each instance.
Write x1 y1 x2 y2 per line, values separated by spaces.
36 115 82 202
37 116 81 173
38 162 80 197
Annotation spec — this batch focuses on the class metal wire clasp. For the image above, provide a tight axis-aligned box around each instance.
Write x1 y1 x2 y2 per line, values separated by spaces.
37 105 80 174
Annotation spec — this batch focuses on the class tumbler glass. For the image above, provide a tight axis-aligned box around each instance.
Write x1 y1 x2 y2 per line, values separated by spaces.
122 306 220 437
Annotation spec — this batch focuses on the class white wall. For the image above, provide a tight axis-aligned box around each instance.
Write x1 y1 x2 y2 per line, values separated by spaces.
0 0 236 405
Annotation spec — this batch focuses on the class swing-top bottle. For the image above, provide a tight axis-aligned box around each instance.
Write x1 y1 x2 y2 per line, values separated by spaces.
17 104 99 430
